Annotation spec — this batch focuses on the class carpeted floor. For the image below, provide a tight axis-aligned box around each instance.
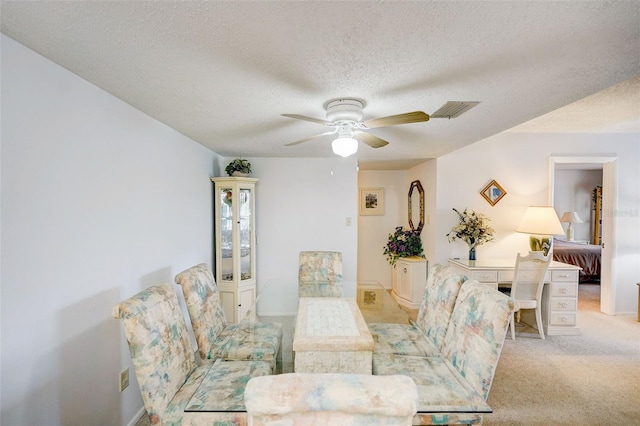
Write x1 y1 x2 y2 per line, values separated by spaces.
485 284 640 425
135 283 640 425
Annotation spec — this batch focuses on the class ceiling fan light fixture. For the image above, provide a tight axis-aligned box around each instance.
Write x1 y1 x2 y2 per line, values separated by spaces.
332 137 358 157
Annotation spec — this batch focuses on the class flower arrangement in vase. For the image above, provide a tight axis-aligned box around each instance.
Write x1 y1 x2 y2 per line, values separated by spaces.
446 208 495 260
383 226 425 265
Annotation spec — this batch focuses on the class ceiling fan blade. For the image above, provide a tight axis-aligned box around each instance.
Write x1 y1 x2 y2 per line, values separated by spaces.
354 132 389 149
363 111 430 128
284 131 335 146
281 113 332 126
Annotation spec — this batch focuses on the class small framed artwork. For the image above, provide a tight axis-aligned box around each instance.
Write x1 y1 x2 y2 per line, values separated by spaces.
359 187 384 215
357 287 383 310
481 179 507 206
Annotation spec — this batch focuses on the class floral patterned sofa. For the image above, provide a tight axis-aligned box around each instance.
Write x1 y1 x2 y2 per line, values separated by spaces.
373 279 515 425
112 284 271 425
244 373 419 426
174 263 282 373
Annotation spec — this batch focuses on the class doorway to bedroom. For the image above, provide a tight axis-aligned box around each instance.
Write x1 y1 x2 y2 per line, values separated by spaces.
550 156 617 315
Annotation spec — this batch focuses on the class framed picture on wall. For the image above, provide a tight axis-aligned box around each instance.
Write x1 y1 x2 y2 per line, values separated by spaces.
359 187 384 215
481 179 507 206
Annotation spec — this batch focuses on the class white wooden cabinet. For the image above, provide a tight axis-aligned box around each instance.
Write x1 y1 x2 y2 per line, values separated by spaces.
391 256 428 310
448 258 581 336
211 177 258 323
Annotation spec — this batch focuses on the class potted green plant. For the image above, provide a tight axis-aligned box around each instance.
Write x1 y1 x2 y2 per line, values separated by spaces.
383 226 425 265
225 158 252 177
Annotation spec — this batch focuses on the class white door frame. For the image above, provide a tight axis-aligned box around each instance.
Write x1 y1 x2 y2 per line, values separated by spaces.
549 156 617 315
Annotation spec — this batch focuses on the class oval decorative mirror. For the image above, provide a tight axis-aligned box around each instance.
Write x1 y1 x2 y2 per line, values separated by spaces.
408 180 425 234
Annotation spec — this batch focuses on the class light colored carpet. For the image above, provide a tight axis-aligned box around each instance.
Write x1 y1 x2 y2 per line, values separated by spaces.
135 284 640 425
485 284 640 425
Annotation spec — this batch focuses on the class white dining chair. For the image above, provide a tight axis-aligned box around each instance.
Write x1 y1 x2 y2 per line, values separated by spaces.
509 252 552 339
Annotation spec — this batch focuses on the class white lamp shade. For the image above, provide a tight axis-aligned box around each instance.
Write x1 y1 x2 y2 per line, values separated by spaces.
331 137 358 157
560 211 584 224
516 206 565 235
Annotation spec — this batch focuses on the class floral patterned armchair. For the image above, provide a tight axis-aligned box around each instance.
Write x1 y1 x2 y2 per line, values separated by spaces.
174 263 282 372
298 251 343 297
112 284 271 425
369 264 467 357
373 280 514 425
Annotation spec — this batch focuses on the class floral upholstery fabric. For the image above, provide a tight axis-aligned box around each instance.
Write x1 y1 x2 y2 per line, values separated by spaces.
298 280 343 297
368 323 440 357
415 264 467 350
441 279 514 400
175 263 282 372
113 284 272 425
174 263 227 347
298 251 343 297
244 373 418 426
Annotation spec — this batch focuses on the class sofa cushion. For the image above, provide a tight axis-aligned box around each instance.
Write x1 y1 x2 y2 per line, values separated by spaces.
368 323 440 357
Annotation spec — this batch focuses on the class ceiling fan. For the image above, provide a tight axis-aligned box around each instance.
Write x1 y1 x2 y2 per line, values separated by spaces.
281 98 479 157
282 98 428 157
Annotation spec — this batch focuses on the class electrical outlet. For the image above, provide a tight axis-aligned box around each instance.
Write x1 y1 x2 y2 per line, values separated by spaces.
119 368 129 392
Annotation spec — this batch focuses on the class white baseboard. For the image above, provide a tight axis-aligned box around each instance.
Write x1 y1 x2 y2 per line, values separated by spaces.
126 406 146 426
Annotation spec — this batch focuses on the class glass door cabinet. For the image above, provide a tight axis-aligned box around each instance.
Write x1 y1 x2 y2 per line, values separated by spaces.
212 177 258 323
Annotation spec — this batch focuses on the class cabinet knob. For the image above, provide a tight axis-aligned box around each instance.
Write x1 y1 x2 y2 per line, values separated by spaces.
559 302 568 308
559 288 568 294
403 268 407 273
560 316 568 323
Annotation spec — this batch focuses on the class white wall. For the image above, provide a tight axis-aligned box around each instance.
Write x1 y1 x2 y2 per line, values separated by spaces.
1 35 219 425
243 157 358 315
357 170 407 289
554 169 603 242
432 132 639 314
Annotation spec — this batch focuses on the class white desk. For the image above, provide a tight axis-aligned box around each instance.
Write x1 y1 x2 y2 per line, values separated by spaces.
449 258 582 336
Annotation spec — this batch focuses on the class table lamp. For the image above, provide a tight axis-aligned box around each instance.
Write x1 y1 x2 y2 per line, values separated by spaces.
559 211 583 241
516 206 565 256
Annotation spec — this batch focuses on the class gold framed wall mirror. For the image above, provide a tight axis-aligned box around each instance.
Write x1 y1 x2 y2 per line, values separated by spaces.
408 180 425 234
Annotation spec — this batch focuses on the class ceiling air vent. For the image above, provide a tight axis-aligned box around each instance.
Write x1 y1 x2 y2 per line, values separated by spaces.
431 101 480 119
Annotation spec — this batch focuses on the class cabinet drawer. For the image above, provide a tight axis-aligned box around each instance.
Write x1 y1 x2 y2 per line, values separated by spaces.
549 297 576 311
469 270 498 283
551 270 579 282
549 283 577 297
549 312 576 326
499 270 551 282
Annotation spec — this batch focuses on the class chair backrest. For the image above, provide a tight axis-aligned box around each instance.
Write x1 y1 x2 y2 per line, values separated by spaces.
244 373 418 426
415 264 467 350
511 252 552 303
174 263 227 360
441 280 515 400
298 251 343 297
112 284 195 424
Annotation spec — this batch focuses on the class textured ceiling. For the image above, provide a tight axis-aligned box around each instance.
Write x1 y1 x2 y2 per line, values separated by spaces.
2 1 639 169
